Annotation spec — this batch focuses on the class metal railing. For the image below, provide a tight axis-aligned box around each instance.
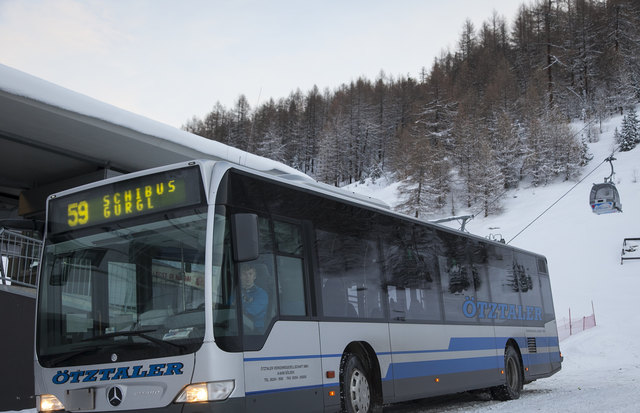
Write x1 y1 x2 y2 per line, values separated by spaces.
0 227 42 288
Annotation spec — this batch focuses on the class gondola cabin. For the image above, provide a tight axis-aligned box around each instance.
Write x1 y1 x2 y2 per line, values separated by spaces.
590 182 622 214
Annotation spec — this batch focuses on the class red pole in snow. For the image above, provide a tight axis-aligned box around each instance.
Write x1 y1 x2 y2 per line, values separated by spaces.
592 300 596 326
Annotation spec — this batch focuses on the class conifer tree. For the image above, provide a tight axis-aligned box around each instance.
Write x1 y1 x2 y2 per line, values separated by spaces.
396 130 450 219
230 95 252 151
473 140 505 217
619 109 639 151
492 111 522 189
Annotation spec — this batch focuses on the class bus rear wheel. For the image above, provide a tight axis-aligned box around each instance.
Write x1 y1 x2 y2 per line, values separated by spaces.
492 345 523 401
342 354 372 413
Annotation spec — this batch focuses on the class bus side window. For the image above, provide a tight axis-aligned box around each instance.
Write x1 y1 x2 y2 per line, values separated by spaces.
273 220 302 255
238 260 275 335
406 288 427 319
273 220 307 317
236 216 278 337
322 277 356 317
277 256 306 316
346 237 383 319
515 253 544 326
487 248 519 326
467 241 492 325
387 285 406 321
316 228 382 319
438 233 477 323
383 224 441 322
381 229 412 322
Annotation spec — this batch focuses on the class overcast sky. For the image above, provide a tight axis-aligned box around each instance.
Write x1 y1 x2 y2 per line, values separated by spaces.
1 0 524 128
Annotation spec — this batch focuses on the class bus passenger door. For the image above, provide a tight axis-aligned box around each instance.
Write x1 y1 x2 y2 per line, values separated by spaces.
240 219 324 413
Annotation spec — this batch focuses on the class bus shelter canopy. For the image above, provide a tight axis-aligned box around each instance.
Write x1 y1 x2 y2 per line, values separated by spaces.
0 64 305 220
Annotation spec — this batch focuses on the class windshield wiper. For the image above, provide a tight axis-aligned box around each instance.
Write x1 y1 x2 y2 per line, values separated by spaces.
45 330 188 366
86 329 187 351
46 345 102 366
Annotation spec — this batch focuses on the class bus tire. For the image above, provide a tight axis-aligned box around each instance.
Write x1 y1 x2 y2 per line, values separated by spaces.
491 345 523 401
341 354 372 413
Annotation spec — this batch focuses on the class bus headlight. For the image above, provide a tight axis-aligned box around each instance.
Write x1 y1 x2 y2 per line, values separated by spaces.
37 394 65 411
175 380 235 403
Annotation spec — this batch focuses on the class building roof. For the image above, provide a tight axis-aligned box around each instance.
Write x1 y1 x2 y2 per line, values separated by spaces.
0 64 306 219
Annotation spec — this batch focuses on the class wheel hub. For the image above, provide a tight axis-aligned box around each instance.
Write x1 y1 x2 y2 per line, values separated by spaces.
349 368 371 412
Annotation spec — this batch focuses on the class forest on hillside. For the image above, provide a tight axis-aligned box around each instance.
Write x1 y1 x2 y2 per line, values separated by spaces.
183 0 640 218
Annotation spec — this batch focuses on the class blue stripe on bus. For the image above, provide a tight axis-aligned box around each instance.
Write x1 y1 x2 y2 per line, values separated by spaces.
244 354 324 362
243 336 560 363
384 355 500 381
522 352 551 366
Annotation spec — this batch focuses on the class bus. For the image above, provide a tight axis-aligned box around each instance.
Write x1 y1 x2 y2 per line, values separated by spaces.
35 159 562 413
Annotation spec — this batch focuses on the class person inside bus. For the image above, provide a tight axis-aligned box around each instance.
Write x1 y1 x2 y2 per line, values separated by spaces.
239 262 269 331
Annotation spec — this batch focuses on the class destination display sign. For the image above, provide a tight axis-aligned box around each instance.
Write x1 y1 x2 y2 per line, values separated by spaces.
49 166 204 234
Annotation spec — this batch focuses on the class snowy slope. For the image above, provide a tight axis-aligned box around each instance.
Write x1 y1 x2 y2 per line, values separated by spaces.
6 116 639 412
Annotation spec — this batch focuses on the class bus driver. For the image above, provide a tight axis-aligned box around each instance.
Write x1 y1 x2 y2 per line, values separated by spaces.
239 263 268 331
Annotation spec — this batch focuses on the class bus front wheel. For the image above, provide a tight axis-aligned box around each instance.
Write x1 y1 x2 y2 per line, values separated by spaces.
492 345 523 401
341 354 372 413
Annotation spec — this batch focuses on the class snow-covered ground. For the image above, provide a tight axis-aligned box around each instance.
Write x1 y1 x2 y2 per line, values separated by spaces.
5 115 639 412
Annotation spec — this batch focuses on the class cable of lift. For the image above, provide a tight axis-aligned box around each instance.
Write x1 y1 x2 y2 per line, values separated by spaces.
507 154 612 245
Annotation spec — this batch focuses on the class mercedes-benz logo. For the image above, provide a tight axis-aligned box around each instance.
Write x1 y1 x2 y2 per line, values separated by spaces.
107 386 123 407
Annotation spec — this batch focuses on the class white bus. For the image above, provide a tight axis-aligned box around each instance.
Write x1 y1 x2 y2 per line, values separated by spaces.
35 160 562 413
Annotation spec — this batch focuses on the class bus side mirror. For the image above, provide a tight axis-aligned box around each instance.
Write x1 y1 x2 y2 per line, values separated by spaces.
231 213 259 262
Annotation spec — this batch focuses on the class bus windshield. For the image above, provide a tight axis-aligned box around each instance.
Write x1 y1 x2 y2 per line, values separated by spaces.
36 208 208 368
